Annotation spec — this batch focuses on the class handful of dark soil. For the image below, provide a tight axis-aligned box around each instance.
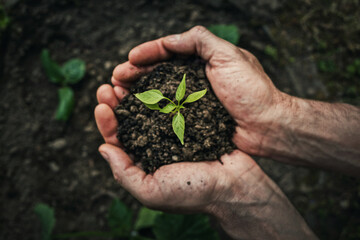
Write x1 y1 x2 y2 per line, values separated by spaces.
115 58 236 173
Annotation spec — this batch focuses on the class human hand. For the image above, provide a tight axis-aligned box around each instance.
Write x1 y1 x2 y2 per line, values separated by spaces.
111 26 290 158
95 84 261 212
95 85 317 239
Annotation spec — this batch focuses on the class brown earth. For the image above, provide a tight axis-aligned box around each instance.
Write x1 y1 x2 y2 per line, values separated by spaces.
0 0 359 239
116 59 235 173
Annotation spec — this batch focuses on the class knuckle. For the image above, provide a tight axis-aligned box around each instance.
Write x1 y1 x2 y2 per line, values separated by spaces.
113 172 123 185
191 25 208 35
112 65 119 78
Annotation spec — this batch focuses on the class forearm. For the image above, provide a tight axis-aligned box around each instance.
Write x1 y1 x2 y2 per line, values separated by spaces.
206 166 317 240
263 94 360 176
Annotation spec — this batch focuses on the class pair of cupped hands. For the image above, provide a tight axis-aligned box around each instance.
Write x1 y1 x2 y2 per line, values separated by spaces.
95 26 289 215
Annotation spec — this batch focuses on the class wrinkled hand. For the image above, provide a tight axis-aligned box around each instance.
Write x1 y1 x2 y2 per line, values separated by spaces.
94 26 318 239
111 25 287 157
94 88 316 240
95 83 263 212
94 25 279 211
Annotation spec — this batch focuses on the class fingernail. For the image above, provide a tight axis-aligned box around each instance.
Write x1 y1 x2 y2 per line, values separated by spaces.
166 34 180 43
99 151 109 162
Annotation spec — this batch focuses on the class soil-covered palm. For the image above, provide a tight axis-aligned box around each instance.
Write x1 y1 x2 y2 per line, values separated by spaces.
95 80 258 212
112 26 287 157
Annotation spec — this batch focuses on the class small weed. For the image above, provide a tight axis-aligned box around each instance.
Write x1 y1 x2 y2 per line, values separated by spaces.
317 59 337 73
208 24 240 45
264 45 278 61
41 49 86 121
34 204 55 240
34 199 219 240
0 4 10 30
346 59 360 77
135 74 207 145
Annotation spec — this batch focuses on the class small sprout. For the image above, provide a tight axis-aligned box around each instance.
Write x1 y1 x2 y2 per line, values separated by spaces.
34 203 56 240
264 45 278 61
135 74 207 145
0 5 10 30
41 49 86 121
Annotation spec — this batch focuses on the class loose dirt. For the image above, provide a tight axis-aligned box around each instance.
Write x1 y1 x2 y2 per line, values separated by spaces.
116 59 236 173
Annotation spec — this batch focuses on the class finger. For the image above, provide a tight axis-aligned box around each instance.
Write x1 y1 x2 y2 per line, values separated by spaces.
162 25 238 62
94 104 120 146
239 48 264 71
96 84 119 109
112 61 155 85
99 144 147 194
128 38 173 65
114 86 129 102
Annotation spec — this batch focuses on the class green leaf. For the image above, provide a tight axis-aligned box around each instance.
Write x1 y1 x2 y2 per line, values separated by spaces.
135 90 165 104
55 87 74 121
144 103 161 110
183 89 207 104
153 213 220 240
176 74 186 102
34 203 56 240
172 112 185 145
346 65 356 75
264 45 278 60
0 5 10 30
61 59 86 85
160 103 176 113
317 59 336 73
208 24 240 45
107 199 133 237
134 207 162 230
41 49 65 84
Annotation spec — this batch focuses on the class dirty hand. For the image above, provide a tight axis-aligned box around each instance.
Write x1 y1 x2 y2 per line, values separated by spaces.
95 89 316 239
95 84 316 240
95 84 260 213
111 25 287 157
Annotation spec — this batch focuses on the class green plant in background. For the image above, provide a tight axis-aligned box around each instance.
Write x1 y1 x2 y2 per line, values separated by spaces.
134 74 207 145
264 45 278 61
317 59 337 73
34 199 219 240
41 49 86 121
208 24 240 45
0 4 10 30
346 58 360 76
34 204 56 240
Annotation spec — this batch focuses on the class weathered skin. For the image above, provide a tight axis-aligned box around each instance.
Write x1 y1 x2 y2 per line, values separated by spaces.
95 26 360 239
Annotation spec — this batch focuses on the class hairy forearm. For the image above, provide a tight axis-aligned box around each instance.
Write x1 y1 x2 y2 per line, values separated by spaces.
264 94 360 176
206 166 317 240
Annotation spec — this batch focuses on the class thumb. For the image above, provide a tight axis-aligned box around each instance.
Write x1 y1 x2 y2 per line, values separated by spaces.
162 25 238 61
98 144 146 191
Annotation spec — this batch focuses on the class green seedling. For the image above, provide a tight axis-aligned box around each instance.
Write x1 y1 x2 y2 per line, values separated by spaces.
208 24 240 45
264 45 278 61
134 74 207 145
346 59 360 76
0 5 10 30
34 199 219 240
41 49 86 121
34 203 55 240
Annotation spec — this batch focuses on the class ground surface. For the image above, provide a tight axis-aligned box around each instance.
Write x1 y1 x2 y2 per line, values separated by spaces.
0 0 359 239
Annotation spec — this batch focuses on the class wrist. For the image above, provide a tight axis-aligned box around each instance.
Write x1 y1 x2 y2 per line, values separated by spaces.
204 165 275 239
237 91 298 159
257 92 302 160
204 164 317 239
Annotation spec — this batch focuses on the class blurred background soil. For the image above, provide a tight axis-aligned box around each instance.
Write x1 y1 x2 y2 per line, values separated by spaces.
0 0 359 239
